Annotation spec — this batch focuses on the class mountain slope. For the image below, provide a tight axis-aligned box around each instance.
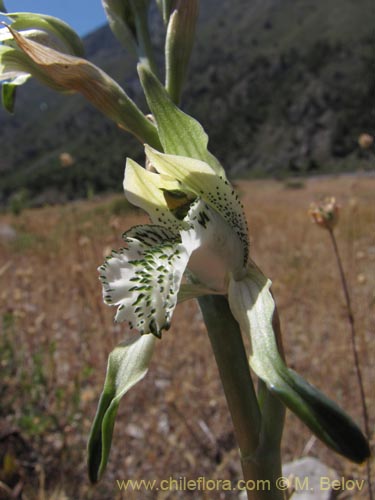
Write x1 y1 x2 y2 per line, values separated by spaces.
0 0 373 206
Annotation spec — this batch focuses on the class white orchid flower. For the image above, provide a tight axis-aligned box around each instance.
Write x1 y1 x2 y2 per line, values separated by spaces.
88 65 369 483
99 144 249 337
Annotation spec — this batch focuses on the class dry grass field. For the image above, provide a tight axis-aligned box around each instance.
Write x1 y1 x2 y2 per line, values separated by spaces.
0 173 374 499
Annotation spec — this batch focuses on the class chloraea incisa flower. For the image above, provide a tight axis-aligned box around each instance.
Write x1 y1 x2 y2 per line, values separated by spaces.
99 144 249 337
88 66 369 483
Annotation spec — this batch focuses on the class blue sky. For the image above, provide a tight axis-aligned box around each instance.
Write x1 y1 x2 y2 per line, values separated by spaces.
4 1 107 36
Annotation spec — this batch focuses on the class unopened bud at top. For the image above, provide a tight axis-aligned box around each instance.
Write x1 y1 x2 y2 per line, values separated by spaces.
309 197 340 231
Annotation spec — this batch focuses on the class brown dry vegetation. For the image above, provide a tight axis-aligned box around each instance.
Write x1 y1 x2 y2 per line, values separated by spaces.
0 174 374 499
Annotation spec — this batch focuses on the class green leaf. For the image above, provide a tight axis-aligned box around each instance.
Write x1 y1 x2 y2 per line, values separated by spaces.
228 264 371 464
0 1 7 13
88 334 156 483
165 0 199 104
138 63 225 176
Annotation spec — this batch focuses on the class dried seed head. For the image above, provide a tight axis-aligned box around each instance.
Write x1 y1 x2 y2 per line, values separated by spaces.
358 133 374 150
309 197 340 231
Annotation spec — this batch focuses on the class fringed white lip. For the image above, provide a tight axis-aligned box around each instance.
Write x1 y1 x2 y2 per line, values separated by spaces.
99 225 190 337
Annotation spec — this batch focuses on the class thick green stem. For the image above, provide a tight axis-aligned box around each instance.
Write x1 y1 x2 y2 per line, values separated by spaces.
198 295 284 500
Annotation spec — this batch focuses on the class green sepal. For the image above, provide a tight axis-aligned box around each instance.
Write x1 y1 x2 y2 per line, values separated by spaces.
2 80 16 112
88 334 155 483
138 63 225 176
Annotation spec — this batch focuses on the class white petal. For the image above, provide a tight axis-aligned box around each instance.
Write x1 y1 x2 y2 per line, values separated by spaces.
98 225 191 337
181 199 246 292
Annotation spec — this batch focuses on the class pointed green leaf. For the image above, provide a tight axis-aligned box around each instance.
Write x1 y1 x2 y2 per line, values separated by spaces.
228 264 371 463
88 334 156 483
138 63 225 176
0 1 7 13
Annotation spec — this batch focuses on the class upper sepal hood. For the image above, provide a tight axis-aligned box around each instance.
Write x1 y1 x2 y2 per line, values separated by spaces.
145 145 249 267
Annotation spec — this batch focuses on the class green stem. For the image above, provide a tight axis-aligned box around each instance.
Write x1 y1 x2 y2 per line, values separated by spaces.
130 0 159 76
117 101 162 150
198 295 284 500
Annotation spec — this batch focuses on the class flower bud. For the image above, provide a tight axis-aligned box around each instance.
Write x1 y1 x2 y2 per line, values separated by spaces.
101 0 138 54
165 0 199 104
